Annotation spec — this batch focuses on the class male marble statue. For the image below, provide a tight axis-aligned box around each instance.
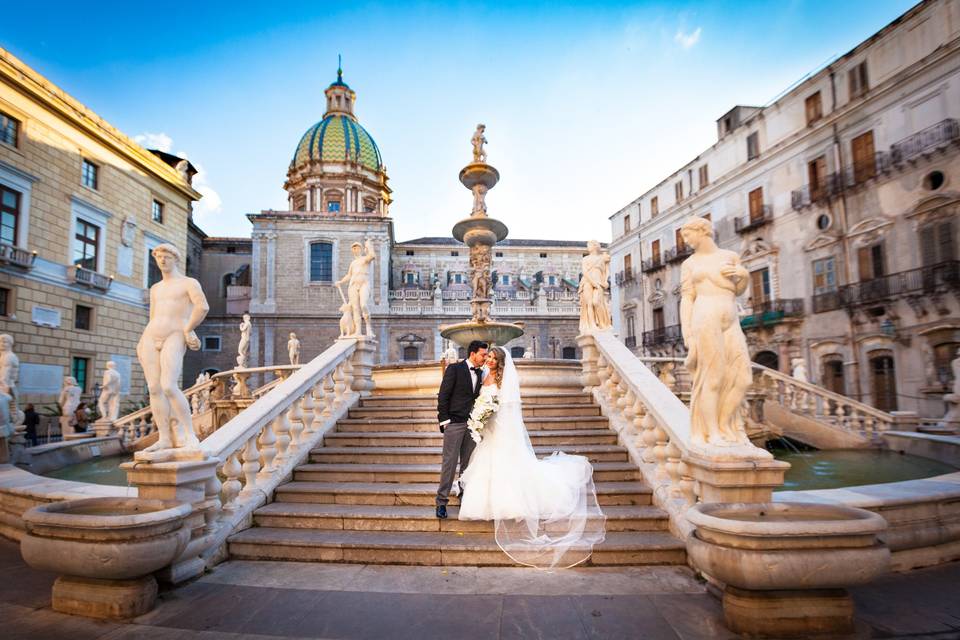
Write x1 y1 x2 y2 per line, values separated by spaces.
0 334 20 425
578 240 612 333
472 183 488 216
136 243 210 455
471 124 487 163
237 313 252 368
97 361 122 422
337 239 376 337
791 358 808 383
288 332 301 365
59 376 82 434
679 217 767 456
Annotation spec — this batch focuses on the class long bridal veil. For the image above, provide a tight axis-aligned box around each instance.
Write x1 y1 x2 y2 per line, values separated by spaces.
492 352 606 569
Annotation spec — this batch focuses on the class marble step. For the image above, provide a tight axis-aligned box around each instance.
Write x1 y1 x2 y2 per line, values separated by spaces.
360 393 595 408
323 429 618 448
252 503 668 533
293 461 641 484
227 528 686 566
335 416 610 430
309 445 628 465
274 481 651 507
349 404 602 420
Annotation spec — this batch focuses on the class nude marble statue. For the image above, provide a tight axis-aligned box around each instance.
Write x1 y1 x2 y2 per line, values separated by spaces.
97 361 122 422
679 217 769 457
59 376 82 434
791 357 808 383
0 334 20 425
288 332 301 365
337 239 376 337
578 240 612 333
471 183 488 216
471 124 487 163
136 243 209 457
237 313 251 368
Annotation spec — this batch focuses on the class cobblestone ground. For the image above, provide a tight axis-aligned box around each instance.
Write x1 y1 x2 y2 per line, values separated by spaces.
2 539 958 639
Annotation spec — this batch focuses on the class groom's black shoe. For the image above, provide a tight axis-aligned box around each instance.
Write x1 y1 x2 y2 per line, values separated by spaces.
436 505 448 519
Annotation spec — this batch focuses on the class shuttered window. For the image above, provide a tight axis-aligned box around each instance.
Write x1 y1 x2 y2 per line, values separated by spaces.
858 243 885 280
849 61 869 99
812 257 837 294
852 131 876 183
748 187 764 222
750 268 771 304
805 92 823 125
650 196 659 218
650 239 660 263
808 155 827 198
919 220 956 266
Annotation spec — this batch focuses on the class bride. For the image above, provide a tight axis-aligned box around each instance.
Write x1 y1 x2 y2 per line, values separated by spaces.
458 347 606 569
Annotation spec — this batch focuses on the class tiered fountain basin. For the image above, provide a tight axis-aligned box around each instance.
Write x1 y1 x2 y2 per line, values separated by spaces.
21 497 191 619
440 320 525 348
686 501 890 637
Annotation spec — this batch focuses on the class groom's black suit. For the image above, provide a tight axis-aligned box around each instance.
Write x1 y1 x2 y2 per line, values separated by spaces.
436 359 483 508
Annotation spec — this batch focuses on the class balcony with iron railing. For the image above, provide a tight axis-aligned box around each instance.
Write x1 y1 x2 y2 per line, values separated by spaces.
624 335 637 349
664 244 694 264
641 256 665 274
791 172 843 209
812 290 842 314
0 241 36 269
68 264 112 291
642 323 683 348
890 118 960 164
839 260 959 307
739 298 804 329
734 205 773 234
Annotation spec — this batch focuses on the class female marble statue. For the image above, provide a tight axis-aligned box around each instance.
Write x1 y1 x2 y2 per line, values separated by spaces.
578 240 612 333
679 217 760 451
237 313 252 368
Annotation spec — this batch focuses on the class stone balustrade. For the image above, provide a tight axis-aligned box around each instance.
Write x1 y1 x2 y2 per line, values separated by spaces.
123 337 376 583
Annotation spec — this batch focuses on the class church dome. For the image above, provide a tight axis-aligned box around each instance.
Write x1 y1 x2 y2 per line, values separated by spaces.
291 115 383 172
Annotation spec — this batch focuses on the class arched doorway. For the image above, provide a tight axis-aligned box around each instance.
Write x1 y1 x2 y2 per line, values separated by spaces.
821 358 845 396
869 353 898 411
753 350 779 371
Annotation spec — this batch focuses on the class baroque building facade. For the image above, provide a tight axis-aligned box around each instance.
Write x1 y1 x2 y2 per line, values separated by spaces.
184 71 586 382
608 0 960 418
0 47 200 406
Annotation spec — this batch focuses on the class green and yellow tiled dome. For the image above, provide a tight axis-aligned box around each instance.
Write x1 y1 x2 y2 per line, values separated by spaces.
291 115 383 173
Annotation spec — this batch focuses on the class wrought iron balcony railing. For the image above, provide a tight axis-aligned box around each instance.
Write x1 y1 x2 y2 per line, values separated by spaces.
734 205 773 234
890 118 960 164
615 268 637 286
839 260 959 307
812 290 842 314
68 265 113 291
624 335 637 349
791 173 843 209
641 256 665 273
740 298 804 329
664 245 694 264
0 241 36 269
642 323 683 348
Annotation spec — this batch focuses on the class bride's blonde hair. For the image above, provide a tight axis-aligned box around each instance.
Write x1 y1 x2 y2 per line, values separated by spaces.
489 347 506 388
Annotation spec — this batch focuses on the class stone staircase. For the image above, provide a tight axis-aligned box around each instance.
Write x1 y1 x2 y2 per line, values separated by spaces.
228 391 686 566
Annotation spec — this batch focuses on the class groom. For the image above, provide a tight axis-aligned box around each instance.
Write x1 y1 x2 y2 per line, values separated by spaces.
435 340 488 518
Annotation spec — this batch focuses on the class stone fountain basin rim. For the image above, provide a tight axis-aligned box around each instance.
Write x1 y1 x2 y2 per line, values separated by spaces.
459 162 500 189
440 320 525 348
24 497 193 534
452 216 508 243
687 501 887 538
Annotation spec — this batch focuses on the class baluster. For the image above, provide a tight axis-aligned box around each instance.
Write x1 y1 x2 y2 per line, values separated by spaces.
653 422 670 483
275 402 292 461
640 412 658 463
620 389 637 434
312 381 327 426
341 359 354 394
221 451 243 508
300 388 315 435
863 414 876 439
678 460 697 506
258 421 278 480
664 440 683 498
286 394 303 457
321 375 335 417
333 364 347 403
632 397 647 448
204 473 222 533
240 435 261 494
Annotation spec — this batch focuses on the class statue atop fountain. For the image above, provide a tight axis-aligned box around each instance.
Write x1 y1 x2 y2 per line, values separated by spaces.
440 125 524 348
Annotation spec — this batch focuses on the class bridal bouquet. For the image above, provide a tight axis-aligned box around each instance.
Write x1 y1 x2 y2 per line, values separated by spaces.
467 394 499 444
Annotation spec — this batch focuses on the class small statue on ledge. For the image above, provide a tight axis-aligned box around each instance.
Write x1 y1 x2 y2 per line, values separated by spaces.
97 361 121 422
578 240 612 333
471 124 488 163
288 332 301 365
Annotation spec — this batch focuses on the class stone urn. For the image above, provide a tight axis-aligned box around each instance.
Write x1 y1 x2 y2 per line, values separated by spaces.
21 497 192 619
686 501 890 637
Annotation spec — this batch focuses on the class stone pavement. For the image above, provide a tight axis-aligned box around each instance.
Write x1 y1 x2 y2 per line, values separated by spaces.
2 539 959 639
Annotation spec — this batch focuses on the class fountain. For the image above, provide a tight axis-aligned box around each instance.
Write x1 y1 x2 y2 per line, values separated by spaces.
440 124 524 348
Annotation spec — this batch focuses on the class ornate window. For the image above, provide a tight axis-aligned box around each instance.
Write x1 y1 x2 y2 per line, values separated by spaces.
309 242 333 282
0 185 20 246
73 219 100 270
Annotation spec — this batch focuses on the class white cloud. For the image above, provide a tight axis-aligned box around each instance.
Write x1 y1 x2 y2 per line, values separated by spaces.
133 131 173 152
674 26 702 49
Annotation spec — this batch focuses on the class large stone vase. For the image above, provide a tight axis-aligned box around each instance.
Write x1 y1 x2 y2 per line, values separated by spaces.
686 501 890 637
21 497 192 619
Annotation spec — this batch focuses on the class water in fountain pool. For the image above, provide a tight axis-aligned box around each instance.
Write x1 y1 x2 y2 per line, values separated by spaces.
44 454 133 486
773 448 957 491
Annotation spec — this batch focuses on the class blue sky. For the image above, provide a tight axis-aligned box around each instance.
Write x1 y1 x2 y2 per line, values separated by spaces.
2 0 917 242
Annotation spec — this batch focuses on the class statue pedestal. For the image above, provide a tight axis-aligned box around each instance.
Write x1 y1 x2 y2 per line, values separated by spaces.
93 419 114 438
349 338 378 397
683 451 790 503
122 454 221 583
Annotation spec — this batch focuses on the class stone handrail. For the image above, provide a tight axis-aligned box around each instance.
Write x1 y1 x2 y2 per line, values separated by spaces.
638 356 911 441
578 331 698 538
112 378 216 444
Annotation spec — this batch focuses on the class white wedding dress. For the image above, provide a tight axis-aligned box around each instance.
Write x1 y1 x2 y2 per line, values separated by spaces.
458 352 606 569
